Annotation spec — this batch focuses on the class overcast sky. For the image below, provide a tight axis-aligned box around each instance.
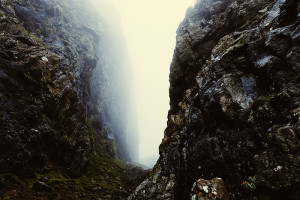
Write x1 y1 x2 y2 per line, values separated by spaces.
91 0 195 164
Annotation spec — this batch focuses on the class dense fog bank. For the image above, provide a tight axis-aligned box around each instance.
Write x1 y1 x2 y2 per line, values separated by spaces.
88 0 139 162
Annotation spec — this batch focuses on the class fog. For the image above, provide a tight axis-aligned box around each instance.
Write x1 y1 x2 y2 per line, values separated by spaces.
90 0 195 167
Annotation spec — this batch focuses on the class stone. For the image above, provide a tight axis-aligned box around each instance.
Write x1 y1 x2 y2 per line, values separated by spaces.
0 2 139 199
190 178 229 200
130 0 300 199
41 56 48 62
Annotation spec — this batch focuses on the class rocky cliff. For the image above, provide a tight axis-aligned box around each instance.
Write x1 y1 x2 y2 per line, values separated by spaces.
0 0 143 199
129 0 300 199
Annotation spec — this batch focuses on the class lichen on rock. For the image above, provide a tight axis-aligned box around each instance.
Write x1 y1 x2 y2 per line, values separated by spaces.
130 0 300 199
0 0 143 199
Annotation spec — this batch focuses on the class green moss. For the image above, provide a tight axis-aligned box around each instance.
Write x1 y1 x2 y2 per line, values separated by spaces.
91 128 96 141
28 180 34 189
0 12 4 18
263 95 273 102
115 158 125 169
86 117 94 128
250 94 274 109
88 151 107 175
31 35 46 46
88 150 124 181
2 194 10 200
62 135 70 142
41 114 52 123
16 24 30 35
86 117 98 141
249 110 254 118
47 171 69 183
1 151 130 199
5 173 24 186
234 34 247 45
16 24 46 46
239 6 267 30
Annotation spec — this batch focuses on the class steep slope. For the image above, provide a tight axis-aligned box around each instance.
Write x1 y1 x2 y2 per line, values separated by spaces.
0 0 98 178
0 0 143 199
129 0 300 199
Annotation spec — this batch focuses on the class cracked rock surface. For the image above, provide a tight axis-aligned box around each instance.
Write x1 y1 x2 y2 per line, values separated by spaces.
0 0 144 199
129 0 300 199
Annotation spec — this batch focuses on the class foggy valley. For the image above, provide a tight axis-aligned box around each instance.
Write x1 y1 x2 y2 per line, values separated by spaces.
0 0 299 199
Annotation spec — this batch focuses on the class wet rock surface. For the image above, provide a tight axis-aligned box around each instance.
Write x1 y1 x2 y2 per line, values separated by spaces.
0 0 143 199
190 178 229 200
0 0 98 178
130 0 300 199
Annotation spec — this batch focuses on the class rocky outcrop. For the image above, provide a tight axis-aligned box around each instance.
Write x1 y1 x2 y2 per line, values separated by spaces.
0 0 99 177
0 0 142 199
130 0 300 199
190 178 229 200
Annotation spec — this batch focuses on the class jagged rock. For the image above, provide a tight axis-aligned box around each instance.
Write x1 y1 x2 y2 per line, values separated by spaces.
131 0 300 199
0 0 143 199
0 0 137 180
0 0 105 177
190 178 229 200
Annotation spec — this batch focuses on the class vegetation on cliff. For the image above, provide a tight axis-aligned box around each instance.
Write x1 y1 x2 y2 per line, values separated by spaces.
130 0 300 199
0 0 143 199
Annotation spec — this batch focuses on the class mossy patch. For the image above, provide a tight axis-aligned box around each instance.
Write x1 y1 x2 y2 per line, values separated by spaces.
5 173 24 187
62 135 70 142
166 121 187 136
0 150 145 199
86 117 97 141
234 33 247 46
31 35 46 46
16 24 46 46
16 24 30 35
86 117 94 128
41 113 52 123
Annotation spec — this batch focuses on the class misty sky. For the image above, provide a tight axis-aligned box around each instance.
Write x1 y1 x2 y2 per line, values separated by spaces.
91 0 195 164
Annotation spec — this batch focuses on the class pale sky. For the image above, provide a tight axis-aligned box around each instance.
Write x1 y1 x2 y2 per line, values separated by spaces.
91 0 195 164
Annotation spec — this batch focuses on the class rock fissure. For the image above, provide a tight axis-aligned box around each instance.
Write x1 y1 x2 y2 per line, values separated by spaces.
0 0 299 199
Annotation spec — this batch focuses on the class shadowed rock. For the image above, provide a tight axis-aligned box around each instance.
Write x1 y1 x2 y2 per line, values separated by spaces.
130 0 300 199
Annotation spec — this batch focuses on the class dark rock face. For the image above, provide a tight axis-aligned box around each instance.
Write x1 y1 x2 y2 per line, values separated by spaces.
130 0 300 199
0 0 137 180
0 0 95 177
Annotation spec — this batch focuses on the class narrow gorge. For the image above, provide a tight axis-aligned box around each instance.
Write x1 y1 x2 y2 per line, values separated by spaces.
0 0 299 200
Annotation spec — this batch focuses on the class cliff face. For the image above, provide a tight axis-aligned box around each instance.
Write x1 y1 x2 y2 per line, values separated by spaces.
0 0 142 199
0 0 98 177
130 0 300 199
